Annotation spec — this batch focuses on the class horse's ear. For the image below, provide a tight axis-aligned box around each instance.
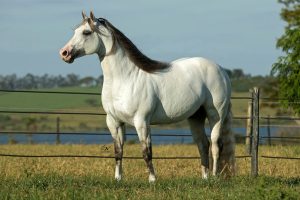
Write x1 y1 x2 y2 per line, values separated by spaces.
87 18 96 31
82 10 87 20
90 11 95 21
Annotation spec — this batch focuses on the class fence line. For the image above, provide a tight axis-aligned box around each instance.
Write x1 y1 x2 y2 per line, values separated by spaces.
0 153 251 159
0 130 251 139
260 97 300 101
0 110 106 116
0 89 257 101
260 136 300 140
0 88 299 177
2 89 300 101
0 107 101 112
260 155 300 160
0 109 250 120
260 116 300 120
260 124 300 128
2 108 299 120
260 101 300 104
0 89 101 96
0 131 193 137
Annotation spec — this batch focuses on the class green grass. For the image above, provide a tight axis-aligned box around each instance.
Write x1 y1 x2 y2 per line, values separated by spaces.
0 175 299 200
0 86 102 110
0 87 107 131
0 144 299 199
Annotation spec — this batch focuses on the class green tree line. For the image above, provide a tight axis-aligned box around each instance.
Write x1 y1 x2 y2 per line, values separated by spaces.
0 74 103 90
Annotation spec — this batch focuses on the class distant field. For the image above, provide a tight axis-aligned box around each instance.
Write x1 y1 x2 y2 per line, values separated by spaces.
0 87 102 110
0 87 281 132
0 144 299 199
0 87 107 131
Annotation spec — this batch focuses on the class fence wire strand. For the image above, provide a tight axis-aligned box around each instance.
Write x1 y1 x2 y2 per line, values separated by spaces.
0 153 251 159
260 136 300 140
0 110 106 116
0 89 101 96
261 155 300 160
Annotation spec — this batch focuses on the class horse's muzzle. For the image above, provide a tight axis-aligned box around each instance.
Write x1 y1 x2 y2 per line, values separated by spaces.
59 47 75 63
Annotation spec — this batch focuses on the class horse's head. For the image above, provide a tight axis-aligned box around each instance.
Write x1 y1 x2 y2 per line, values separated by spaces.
59 11 107 63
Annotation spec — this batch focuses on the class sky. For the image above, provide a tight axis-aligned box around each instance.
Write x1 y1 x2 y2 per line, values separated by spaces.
0 0 285 77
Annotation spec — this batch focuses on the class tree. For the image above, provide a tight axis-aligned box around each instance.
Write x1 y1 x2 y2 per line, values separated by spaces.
66 74 80 86
232 69 245 79
223 68 233 79
271 0 300 114
80 76 96 87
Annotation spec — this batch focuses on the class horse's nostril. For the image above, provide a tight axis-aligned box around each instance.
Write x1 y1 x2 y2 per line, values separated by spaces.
62 50 68 57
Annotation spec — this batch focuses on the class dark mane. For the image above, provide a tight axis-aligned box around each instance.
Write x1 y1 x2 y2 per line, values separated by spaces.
100 19 170 73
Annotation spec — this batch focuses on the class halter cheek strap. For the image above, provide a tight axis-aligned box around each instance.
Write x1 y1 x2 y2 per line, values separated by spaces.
97 18 106 26
95 18 116 57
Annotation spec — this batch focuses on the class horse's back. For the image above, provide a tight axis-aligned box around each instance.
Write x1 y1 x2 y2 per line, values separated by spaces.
150 57 231 124
172 57 229 81
170 57 231 100
174 57 232 115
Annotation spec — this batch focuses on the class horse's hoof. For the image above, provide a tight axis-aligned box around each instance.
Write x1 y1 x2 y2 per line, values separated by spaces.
115 176 122 182
202 173 209 179
149 175 156 183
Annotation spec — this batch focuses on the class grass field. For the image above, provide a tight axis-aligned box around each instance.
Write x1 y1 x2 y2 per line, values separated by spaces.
1 175 299 200
0 144 299 199
0 87 107 131
0 87 102 110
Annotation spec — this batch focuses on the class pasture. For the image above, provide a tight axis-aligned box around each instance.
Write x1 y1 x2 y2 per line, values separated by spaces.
0 144 299 199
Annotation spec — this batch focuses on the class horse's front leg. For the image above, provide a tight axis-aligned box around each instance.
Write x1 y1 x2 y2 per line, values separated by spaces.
106 115 125 181
135 121 156 183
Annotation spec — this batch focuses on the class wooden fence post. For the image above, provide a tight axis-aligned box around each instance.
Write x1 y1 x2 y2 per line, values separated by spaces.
267 115 271 146
246 89 253 154
56 117 61 144
251 87 260 177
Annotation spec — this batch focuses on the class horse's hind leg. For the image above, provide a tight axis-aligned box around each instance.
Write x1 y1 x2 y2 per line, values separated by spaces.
210 120 222 176
106 115 125 181
188 106 210 179
206 102 228 176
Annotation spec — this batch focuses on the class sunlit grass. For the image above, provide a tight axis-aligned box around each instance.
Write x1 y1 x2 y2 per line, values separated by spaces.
0 144 299 179
0 144 299 199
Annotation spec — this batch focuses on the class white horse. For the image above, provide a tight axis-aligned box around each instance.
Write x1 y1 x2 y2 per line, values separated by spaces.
60 11 235 182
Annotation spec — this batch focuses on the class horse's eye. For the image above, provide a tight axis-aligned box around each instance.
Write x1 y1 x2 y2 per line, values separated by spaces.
83 30 92 36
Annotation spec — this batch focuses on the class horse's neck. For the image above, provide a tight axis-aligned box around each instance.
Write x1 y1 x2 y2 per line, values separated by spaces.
97 30 144 89
100 48 140 84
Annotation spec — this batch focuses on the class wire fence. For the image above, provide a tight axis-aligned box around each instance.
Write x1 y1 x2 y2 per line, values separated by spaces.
0 88 300 176
0 153 251 159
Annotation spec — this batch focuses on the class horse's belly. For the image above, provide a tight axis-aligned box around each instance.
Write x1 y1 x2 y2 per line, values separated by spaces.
150 96 203 124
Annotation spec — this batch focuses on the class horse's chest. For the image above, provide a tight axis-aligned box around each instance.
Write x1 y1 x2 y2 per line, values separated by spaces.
101 87 141 124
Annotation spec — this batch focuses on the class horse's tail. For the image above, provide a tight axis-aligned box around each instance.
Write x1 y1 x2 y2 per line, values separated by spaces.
219 102 236 176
